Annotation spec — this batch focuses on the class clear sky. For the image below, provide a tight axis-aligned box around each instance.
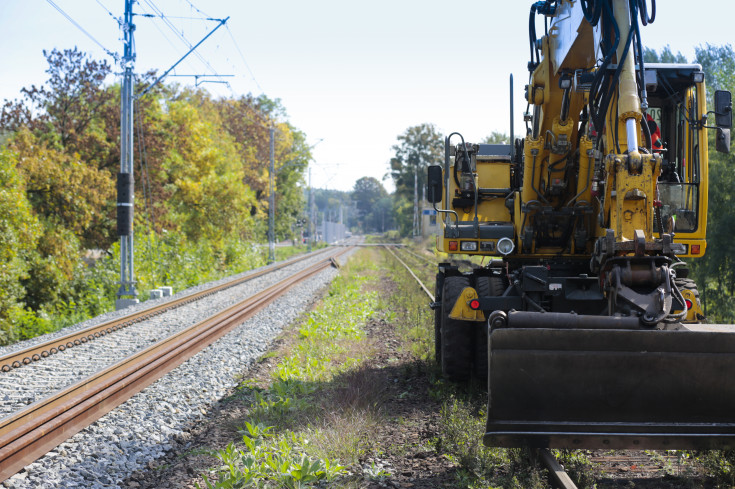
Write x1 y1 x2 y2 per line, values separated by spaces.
0 1 732 192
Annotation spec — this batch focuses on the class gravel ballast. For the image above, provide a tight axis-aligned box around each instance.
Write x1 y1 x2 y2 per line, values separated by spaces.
1 250 351 489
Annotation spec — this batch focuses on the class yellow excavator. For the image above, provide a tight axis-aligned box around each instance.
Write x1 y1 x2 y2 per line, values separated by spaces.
428 0 735 449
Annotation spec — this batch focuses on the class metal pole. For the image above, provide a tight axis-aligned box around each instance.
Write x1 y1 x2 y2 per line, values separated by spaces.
116 0 138 309
308 167 313 252
268 126 276 264
413 162 419 236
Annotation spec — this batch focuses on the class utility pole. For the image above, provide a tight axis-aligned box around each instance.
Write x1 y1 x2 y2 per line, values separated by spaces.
413 161 419 237
307 167 313 252
116 0 137 310
268 126 276 264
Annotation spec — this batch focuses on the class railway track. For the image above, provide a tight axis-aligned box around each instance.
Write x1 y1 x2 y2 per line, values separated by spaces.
0 247 334 373
0 246 353 483
383 243 709 488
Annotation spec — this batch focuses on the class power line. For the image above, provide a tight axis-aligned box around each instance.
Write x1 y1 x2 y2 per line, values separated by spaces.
95 0 121 25
46 0 119 62
182 0 211 19
225 24 264 93
143 0 220 76
136 1 199 73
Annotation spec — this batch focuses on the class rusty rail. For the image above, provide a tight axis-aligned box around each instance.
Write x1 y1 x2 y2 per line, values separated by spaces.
0 248 332 372
0 247 351 481
538 449 579 489
383 246 434 301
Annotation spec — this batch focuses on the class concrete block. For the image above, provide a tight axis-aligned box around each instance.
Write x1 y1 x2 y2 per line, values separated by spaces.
160 286 173 297
149 289 163 300
115 298 139 311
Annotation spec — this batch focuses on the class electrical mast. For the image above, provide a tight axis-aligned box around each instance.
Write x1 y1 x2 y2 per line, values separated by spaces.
116 0 137 309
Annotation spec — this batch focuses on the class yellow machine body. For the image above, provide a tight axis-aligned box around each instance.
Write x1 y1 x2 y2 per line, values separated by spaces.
429 0 735 450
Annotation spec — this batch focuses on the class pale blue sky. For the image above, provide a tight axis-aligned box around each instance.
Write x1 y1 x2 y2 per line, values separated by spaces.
0 1 732 191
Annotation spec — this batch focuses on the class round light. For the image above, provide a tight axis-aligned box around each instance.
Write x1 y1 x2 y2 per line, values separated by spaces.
470 299 480 310
496 237 515 255
685 299 693 310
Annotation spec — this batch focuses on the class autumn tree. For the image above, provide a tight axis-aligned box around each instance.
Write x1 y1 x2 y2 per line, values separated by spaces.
1 48 116 166
0 149 40 342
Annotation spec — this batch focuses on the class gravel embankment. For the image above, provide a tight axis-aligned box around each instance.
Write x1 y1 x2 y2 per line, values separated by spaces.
1 250 351 489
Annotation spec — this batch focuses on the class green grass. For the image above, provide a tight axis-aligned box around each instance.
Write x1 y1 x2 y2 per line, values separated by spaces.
381 244 553 488
198 249 385 488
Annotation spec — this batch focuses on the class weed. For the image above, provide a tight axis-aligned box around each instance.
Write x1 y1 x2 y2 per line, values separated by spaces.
362 460 391 480
198 249 382 487
695 450 735 487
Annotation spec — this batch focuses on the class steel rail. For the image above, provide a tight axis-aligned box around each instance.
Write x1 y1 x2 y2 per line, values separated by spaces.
383 246 434 301
0 247 333 372
0 247 351 481
538 449 579 489
398 246 437 266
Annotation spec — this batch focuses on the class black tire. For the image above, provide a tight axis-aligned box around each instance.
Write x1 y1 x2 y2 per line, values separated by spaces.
441 276 472 381
474 276 505 382
434 277 442 365
675 277 704 322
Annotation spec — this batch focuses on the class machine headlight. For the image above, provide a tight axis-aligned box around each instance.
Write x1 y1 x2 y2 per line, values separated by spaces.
460 241 478 252
496 237 515 255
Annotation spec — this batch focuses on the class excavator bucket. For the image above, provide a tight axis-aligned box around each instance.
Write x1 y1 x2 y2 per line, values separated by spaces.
483 312 735 450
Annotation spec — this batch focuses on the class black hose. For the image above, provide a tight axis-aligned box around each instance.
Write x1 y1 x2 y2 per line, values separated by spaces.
580 0 602 25
641 112 652 151
447 132 473 189
631 0 649 111
637 0 655 25
529 4 539 70
588 1 620 135
596 1 637 149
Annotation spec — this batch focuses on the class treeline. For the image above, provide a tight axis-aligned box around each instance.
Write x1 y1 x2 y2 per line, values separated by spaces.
0 48 311 344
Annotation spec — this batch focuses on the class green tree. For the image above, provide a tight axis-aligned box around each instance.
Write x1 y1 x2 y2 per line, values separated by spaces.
390 124 443 236
390 123 444 201
695 44 735 104
482 131 509 144
643 45 688 64
686 44 735 321
0 149 40 342
352 176 388 233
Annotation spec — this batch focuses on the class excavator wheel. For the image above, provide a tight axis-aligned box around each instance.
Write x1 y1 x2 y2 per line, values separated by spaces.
434 277 443 365
676 278 701 302
441 276 472 381
474 276 505 382
675 277 704 322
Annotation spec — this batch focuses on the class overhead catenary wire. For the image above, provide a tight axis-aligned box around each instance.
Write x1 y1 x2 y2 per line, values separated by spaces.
46 0 119 62
143 0 222 77
95 0 121 26
182 0 211 19
225 24 264 93
136 1 198 73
